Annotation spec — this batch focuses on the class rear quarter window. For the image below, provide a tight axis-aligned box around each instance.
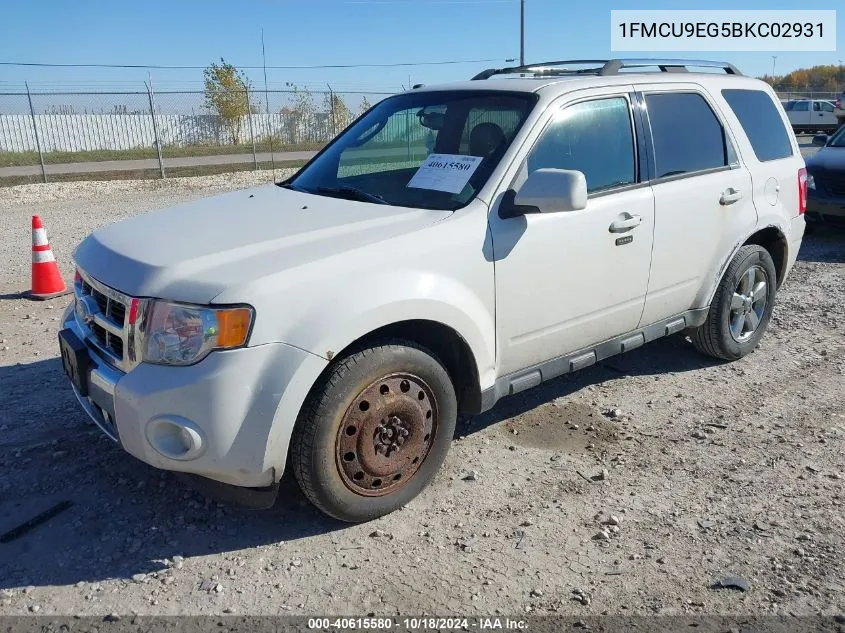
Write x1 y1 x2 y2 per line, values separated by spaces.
721 89 794 162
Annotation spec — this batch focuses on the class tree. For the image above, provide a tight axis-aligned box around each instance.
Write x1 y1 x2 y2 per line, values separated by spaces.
760 64 845 93
288 85 317 143
358 95 372 116
324 91 352 135
203 58 252 144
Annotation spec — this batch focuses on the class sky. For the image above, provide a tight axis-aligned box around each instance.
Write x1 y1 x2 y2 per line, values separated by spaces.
0 0 842 96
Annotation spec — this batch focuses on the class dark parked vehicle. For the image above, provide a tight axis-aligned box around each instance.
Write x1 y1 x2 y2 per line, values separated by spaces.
807 127 845 225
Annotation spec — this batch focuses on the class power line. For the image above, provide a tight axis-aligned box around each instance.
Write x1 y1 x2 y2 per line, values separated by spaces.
344 0 512 3
0 58 499 70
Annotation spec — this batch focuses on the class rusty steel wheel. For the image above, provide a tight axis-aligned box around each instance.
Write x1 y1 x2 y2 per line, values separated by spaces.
290 340 457 523
336 373 438 497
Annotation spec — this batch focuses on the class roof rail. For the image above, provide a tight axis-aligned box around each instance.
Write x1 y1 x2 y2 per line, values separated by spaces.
471 58 743 80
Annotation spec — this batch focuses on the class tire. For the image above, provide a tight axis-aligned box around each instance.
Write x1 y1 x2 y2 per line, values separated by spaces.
692 245 778 361
290 339 457 523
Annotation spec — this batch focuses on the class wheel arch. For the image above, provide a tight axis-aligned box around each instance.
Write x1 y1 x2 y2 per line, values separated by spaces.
704 223 790 307
320 319 483 415
742 226 789 288
262 315 488 480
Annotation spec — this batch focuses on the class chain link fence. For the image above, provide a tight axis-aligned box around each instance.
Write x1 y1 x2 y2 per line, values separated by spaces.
776 90 840 101
0 88 393 184
2 86 842 185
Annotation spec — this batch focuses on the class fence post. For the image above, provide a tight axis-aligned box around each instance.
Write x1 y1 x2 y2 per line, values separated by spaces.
327 84 336 138
25 82 47 184
245 88 258 170
145 81 166 179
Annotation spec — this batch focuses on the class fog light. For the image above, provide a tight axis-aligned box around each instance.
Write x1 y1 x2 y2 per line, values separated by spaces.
146 416 205 461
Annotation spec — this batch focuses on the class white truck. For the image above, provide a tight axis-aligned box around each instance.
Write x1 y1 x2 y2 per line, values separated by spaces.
59 59 806 522
784 98 840 134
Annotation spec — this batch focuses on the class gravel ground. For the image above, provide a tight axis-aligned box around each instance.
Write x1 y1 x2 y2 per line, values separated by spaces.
0 173 843 618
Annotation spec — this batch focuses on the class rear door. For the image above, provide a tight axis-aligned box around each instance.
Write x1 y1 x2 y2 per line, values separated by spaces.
636 85 758 325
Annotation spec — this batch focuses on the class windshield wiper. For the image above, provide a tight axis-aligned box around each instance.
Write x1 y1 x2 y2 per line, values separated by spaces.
316 186 387 205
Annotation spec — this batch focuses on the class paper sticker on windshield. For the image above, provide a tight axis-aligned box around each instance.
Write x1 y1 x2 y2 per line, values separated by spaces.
407 154 483 194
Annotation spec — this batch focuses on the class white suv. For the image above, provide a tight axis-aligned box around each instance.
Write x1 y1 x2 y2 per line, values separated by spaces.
59 59 806 522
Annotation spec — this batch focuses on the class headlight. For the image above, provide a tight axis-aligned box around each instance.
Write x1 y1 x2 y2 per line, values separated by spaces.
807 173 815 190
142 301 254 366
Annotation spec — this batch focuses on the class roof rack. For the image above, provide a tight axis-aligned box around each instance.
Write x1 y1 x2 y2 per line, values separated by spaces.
471 58 743 80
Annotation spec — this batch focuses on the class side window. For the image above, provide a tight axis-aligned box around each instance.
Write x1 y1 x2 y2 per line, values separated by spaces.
721 89 794 162
813 101 821 111
526 97 636 193
645 93 729 178
821 101 835 113
793 101 809 112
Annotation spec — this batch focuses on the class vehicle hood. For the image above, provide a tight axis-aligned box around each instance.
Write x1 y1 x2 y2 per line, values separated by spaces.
806 146 845 172
74 184 452 304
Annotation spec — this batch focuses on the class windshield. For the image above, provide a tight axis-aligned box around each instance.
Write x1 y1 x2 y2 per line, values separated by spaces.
284 90 537 210
827 125 845 148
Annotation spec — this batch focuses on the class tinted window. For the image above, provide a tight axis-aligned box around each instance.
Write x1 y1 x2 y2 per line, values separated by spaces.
722 89 794 162
792 101 809 111
645 93 728 178
527 97 636 193
813 101 821 111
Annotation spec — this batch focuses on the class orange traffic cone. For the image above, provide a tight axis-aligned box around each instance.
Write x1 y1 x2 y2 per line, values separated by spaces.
30 215 71 300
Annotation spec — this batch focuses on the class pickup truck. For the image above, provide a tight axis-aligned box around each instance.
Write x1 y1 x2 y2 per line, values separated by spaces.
784 98 840 134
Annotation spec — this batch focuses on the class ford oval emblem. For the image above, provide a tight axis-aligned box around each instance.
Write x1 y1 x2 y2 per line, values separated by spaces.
75 295 99 326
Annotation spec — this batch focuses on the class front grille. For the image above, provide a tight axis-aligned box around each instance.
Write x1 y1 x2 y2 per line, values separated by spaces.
817 174 845 198
80 280 126 324
75 270 133 370
90 322 125 358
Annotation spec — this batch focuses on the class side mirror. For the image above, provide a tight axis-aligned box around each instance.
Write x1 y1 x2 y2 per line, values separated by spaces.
812 134 829 147
507 168 587 216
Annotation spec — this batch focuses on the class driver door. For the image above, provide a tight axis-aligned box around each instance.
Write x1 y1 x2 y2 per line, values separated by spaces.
490 90 655 376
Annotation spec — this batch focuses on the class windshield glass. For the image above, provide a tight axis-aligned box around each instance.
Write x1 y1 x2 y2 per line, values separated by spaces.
828 126 845 148
285 90 537 210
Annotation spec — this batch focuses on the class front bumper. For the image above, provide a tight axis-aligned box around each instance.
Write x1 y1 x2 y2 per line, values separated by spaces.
61 303 325 488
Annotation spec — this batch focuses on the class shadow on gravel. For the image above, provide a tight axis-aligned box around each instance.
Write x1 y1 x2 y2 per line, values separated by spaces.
799 225 845 264
0 358 344 590
465 333 720 435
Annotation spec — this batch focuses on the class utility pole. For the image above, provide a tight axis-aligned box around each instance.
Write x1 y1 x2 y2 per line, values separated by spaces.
520 0 525 66
771 55 777 78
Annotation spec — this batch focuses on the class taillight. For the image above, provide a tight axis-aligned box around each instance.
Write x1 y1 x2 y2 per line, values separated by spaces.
798 168 808 215
836 98 842 109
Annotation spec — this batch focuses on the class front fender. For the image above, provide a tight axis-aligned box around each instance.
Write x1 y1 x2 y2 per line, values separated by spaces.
285 270 497 389
259 271 496 478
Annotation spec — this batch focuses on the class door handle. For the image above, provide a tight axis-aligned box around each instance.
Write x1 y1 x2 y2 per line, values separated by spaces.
720 188 743 205
609 214 642 233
